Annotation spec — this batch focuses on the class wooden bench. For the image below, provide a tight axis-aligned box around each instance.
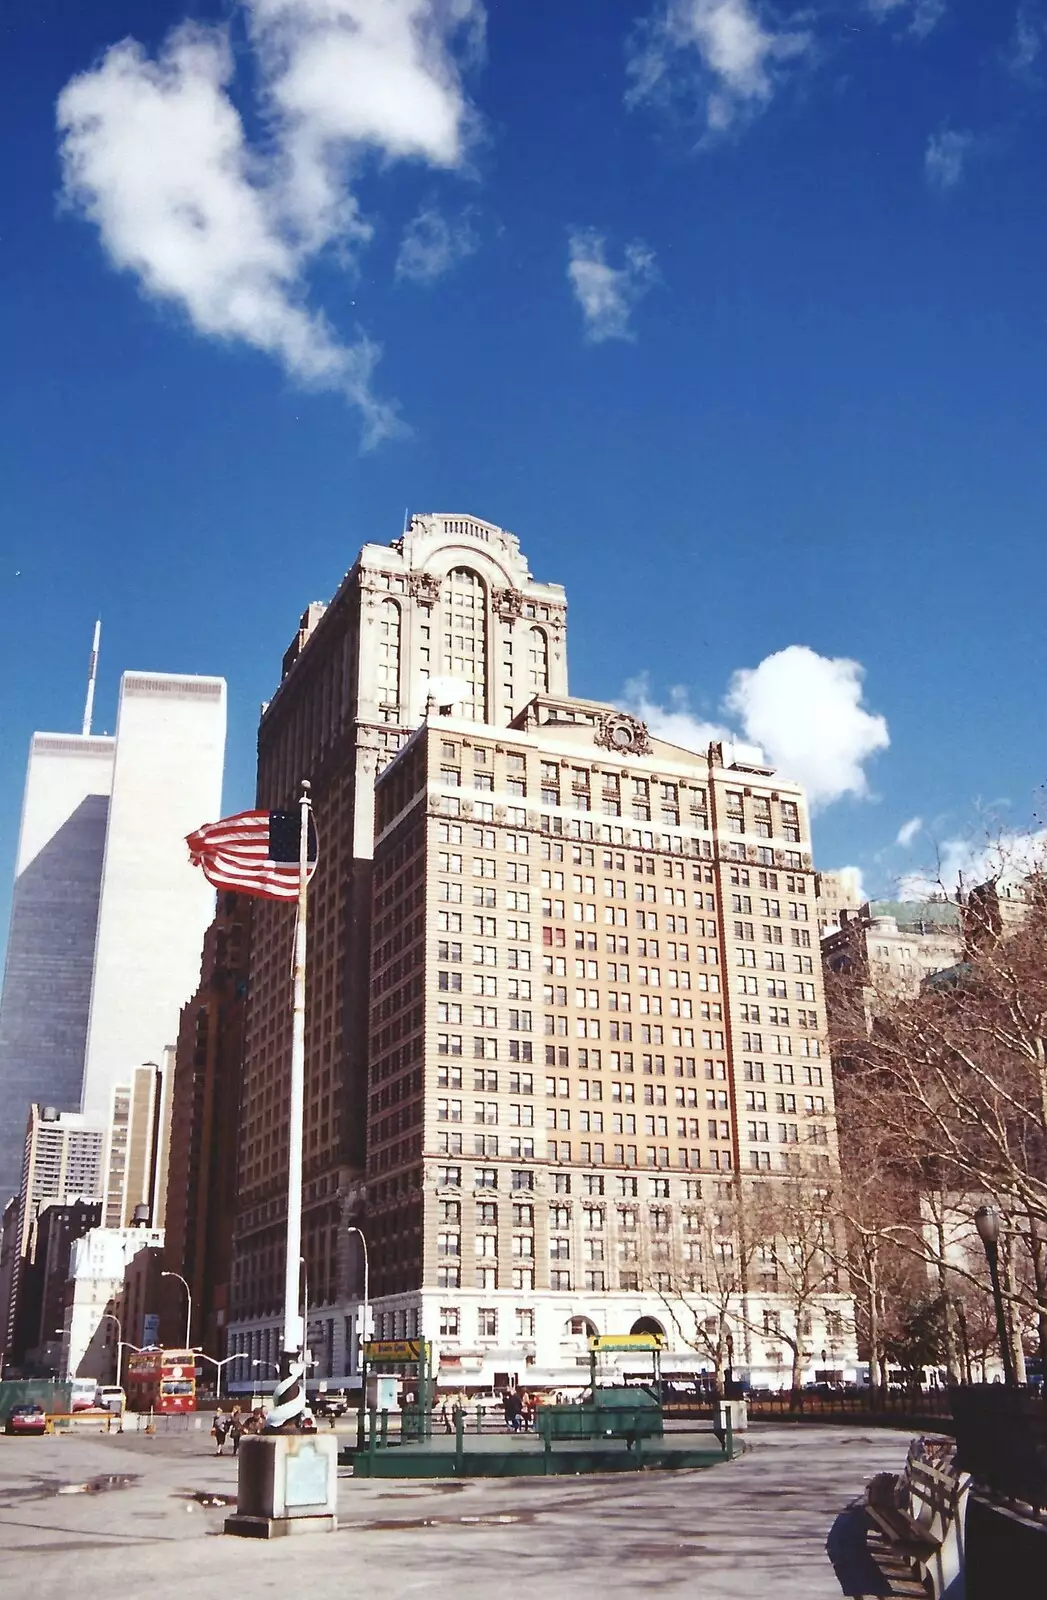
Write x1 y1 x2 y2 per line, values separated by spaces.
865 1441 971 1600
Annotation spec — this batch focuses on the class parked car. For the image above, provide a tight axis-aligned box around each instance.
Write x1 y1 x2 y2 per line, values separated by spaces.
312 1389 350 1418
95 1386 125 1414
6 1404 47 1436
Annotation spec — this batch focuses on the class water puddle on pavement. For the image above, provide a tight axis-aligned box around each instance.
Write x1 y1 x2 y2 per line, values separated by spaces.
353 1511 533 1532
0 1473 139 1506
57 1475 139 1496
173 1491 236 1508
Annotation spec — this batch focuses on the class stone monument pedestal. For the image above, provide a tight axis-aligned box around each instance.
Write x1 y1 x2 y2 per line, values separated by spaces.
224 1433 338 1539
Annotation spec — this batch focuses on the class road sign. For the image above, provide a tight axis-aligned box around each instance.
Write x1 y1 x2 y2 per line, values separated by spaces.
363 1339 429 1363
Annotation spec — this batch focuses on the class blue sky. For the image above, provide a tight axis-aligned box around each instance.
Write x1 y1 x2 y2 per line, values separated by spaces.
3 0 1047 929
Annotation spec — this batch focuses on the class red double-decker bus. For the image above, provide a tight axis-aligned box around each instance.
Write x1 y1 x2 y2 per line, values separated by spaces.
125 1348 197 1413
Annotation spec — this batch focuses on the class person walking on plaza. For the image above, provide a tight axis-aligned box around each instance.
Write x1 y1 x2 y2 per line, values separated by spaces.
229 1405 244 1456
211 1412 229 1455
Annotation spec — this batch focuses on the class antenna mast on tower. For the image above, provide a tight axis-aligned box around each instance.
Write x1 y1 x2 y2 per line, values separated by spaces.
82 619 101 736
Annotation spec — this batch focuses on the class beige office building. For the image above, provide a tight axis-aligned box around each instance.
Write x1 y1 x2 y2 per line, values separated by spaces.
227 515 855 1388
228 515 567 1377
356 698 853 1387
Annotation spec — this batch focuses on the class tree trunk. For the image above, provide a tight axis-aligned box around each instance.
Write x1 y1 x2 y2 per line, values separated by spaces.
867 1252 880 1393
934 1224 961 1382
1003 1241 1028 1384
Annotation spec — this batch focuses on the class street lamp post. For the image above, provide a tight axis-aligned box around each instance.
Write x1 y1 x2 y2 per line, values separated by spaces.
101 1312 122 1388
974 1205 1017 1387
198 1352 249 1400
162 1271 192 1350
346 1226 370 1375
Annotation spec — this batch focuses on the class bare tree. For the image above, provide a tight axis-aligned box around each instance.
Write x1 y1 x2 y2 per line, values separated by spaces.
640 1190 760 1394
833 866 1047 1367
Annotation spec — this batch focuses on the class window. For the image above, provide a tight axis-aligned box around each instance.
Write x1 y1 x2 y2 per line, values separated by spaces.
478 1307 498 1338
440 1307 460 1336
437 1165 462 1188
516 1308 535 1338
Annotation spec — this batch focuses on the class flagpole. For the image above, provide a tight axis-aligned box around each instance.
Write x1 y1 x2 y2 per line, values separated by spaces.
268 778 311 1429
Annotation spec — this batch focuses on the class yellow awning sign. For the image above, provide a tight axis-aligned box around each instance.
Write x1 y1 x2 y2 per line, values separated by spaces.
588 1333 665 1352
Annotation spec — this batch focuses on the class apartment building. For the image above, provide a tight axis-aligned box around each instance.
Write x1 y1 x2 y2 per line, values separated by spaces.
359 697 853 1388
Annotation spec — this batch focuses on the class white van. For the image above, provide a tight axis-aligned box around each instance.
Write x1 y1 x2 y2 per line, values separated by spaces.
69 1377 100 1412
96 1386 125 1414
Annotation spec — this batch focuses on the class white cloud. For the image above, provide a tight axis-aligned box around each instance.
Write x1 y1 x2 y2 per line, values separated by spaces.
899 829 1047 900
56 2 483 443
833 865 867 904
567 230 657 343
624 645 889 811
623 676 731 752
724 647 889 810
925 128 973 189
896 815 923 848
247 0 482 250
868 0 946 39
627 0 812 135
396 204 477 283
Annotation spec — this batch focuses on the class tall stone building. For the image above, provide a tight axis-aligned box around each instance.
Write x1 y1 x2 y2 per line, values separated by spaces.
81 672 227 1117
0 732 113 1197
163 892 251 1357
228 514 854 1387
101 1058 173 1231
0 669 227 1194
2 1105 105 1365
230 514 567 1374
822 899 963 1020
346 703 848 1384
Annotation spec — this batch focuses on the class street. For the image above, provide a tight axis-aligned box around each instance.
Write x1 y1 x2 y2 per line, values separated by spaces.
0 1423 913 1598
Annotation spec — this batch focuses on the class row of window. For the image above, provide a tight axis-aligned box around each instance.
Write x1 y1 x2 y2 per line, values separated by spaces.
435 1103 735 1139
436 1140 730 1170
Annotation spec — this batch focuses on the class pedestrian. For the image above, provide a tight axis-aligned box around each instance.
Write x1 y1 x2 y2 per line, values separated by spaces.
229 1405 244 1456
508 1390 523 1433
211 1412 229 1455
501 1390 514 1432
521 1392 535 1432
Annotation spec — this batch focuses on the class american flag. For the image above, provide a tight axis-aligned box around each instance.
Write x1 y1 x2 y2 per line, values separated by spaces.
186 809 317 902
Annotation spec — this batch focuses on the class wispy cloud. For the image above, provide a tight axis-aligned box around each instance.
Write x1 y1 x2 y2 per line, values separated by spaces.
626 0 812 138
868 0 946 40
56 2 484 445
567 230 657 343
896 815 923 848
396 204 478 284
1004 3 1046 75
925 127 974 189
899 828 1047 899
624 645 889 811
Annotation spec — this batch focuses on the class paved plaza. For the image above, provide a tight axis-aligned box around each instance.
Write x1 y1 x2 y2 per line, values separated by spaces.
0 1424 912 1599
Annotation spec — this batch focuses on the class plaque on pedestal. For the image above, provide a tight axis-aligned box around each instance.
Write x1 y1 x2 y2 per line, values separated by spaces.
224 1433 338 1538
